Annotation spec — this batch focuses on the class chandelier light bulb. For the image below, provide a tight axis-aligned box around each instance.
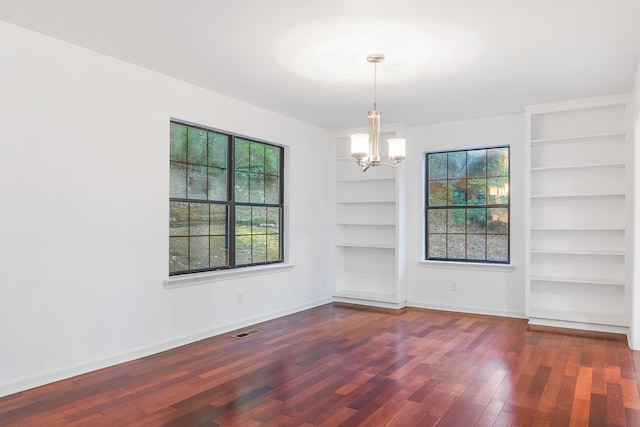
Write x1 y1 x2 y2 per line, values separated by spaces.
350 133 369 160
388 138 407 163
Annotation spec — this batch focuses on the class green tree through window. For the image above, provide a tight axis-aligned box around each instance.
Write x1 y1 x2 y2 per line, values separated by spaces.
169 121 283 275
426 146 509 263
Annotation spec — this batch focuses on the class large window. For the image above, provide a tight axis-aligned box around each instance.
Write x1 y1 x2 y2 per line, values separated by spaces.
425 146 509 263
169 120 283 275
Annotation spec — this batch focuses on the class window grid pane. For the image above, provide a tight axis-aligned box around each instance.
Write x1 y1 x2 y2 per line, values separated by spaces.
169 121 283 275
425 146 509 264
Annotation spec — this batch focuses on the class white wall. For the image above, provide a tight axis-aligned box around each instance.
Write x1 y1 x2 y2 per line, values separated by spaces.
633 61 640 118
405 114 526 317
631 60 640 348
0 21 333 396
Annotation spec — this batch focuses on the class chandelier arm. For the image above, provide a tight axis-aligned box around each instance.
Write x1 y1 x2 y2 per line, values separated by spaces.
356 160 398 171
378 162 398 168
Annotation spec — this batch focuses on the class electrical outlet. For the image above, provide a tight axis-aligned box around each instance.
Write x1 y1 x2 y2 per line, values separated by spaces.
451 281 458 292
238 290 244 304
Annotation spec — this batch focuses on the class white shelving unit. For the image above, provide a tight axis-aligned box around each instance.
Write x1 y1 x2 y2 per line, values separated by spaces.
333 129 407 309
525 95 630 333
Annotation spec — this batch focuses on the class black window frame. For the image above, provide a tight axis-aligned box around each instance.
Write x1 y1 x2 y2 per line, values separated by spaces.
169 119 284 276
425 145 510 264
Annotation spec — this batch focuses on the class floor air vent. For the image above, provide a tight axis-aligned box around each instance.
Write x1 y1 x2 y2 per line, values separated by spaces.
232 329 262 338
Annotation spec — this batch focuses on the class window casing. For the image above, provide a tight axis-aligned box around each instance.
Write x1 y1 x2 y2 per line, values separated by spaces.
169 120 284 275
425 146 509 264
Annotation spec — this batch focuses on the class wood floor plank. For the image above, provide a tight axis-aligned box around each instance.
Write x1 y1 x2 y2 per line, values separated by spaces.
317 407 357 426
473 398 505 426
1 304 639 426
622 378 640 410
606 382 627 427
493 408 518 426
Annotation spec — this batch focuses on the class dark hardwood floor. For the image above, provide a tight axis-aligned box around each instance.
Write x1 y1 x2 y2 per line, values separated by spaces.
1 303 640 426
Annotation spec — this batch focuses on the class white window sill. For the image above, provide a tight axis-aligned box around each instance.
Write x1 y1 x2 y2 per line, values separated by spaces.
419 260 515 272
164 263 295 289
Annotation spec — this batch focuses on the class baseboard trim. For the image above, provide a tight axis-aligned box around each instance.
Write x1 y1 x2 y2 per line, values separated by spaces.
0 297 333 398
332 295 407 310
407 301 525 319
527 317 629 336
527 323 628 343
333 302 407 314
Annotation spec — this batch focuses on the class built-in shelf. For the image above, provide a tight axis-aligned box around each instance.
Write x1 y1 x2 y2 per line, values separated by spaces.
530 132 624 146
531 163 625 172
530 193 625 199
336 243 395 249
530 249 624 256
526 96 629 334
336 200 395 204
334 131 404 310
530 276 625 287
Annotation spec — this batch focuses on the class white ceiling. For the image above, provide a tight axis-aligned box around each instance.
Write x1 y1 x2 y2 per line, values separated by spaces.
1 0 639 131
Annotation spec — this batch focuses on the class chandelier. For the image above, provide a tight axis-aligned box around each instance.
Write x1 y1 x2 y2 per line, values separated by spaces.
350 53 406 172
